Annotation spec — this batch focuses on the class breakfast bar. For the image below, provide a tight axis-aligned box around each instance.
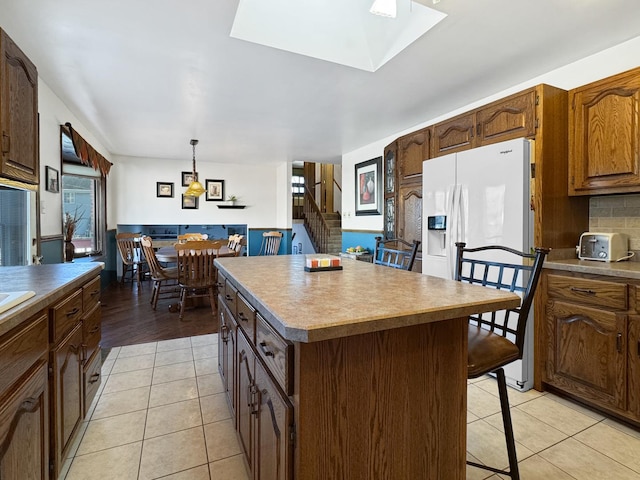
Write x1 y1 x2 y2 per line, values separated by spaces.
214 255 520 479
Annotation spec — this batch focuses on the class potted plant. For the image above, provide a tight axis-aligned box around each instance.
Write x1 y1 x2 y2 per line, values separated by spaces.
227 194 238 206
63 208 83 262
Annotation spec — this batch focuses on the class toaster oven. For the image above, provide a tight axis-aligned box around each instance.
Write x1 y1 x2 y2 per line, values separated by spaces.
578 232 630 262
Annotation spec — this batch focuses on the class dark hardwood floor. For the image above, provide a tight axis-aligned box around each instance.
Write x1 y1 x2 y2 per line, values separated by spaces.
100 279 218 348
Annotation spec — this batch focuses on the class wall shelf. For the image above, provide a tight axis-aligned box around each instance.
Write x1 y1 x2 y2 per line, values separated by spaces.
217 205 246 209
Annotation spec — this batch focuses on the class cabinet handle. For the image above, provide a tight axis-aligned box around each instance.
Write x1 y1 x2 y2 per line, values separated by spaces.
90 290 100 297
89 325 100 334
66 307 81 317
89 372 100 384
225 294 234 302
1 131 9 154
259 341 274 357
616 333 622 353
238 312 248 322
569 287 596 295
220 324 228 343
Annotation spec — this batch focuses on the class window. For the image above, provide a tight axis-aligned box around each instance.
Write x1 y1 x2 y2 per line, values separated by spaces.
62 164 105 256
0 186 33 265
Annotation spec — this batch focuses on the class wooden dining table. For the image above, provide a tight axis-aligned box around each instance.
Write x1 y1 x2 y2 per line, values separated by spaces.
155 244 236 263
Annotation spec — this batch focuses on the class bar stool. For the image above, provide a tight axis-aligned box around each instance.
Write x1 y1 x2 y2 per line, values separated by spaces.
454 242 548 480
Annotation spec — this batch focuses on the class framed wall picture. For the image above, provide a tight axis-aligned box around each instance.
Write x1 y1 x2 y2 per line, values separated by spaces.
355 157 382 216
182 171 198 187
156 182 174 198
45 166 60 193
205 179 225 201
182 194 199 209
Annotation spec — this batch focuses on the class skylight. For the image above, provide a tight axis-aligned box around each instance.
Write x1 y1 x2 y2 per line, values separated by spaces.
230 0 447 72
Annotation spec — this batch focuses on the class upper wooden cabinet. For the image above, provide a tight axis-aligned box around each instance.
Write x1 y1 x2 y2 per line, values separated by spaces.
0 28 39 185
568 66 640 196
397 127 431 183
432 89 537 157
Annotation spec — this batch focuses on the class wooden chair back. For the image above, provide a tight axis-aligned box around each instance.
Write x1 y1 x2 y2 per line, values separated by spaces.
258 231 283 256
175 240 223 288
116 232 143 266
177 233 207 243
373 237 420 271
140 236 172 279
227 234 245 256
454 242 548 356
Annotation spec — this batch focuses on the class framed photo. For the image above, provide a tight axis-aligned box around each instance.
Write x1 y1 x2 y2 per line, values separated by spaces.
45 166 59 193
355 156 382 216
156 182 174 198
182 194 198 209
205 179 225 201
182 171 198 187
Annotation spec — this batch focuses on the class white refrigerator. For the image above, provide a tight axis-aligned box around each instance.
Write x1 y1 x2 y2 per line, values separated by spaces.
422 137 535 390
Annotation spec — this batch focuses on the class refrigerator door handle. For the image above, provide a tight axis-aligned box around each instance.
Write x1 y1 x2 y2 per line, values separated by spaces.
447 184 462 280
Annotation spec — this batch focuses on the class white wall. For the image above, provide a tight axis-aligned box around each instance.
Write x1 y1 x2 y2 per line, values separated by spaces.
110 154 290 230
341 35 640 234
38 80 113 236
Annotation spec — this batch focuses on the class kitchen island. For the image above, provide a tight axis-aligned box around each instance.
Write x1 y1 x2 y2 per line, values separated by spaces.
214 255 520 480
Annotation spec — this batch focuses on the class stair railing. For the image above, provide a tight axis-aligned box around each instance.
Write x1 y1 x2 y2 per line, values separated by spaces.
303 186 331 253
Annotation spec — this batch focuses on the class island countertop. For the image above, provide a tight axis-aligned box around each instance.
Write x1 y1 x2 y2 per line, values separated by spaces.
0 263 104 336
215 255 520 343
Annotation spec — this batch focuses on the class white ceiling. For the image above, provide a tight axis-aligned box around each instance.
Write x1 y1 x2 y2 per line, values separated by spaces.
2 0 640 165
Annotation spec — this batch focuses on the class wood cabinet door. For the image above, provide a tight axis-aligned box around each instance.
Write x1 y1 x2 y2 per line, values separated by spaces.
476 89 536 146
0 361 49 480
397 128 430 184
546 301 627 411
383 143 397 239
569 68 640 195
218 298 237 417
628 314 640 420
237 330 255 470
254 359 293 480
432 112 475 157
0 29 39 185
52 323 83 475
396 184 422 271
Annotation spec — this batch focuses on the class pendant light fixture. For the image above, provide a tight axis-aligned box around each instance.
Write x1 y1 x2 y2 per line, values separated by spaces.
184 139 205 197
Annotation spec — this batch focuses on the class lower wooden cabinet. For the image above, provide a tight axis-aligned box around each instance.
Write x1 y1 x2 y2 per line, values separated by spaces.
0 361 49 480
541 269 639 424
51 322 84 471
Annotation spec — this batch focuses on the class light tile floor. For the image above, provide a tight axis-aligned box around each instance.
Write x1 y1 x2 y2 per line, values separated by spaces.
60 334 640 480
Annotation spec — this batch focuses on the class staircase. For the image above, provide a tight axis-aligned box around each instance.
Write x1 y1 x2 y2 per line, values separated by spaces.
302 189 342 254
323 212 342 254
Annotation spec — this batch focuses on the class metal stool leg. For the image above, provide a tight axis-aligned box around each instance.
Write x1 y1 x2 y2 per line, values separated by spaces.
496 368 520 480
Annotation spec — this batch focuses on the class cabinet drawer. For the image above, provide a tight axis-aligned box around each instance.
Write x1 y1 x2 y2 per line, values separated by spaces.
83 302 101 364
83 348 102 415
546 274 627 310
237 294 256 343
82 276 101 312
224 281 237 316
256 313 293 395
51 288 83 343
216 271 226 295
0 313 48 392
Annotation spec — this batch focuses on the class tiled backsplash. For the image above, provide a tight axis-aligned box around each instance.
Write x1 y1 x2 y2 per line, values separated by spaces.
589 194 640 253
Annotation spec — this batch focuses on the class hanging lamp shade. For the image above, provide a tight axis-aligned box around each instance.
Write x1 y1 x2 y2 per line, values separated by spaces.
184 139 206 197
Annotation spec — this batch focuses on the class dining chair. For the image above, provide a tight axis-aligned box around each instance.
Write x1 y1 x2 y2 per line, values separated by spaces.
373 236 420 271
258 231 283 256
175 240 223 321
454 242 548 480
140 236 179 310
227 234 245 256
115 232 147 289
177 233 207 242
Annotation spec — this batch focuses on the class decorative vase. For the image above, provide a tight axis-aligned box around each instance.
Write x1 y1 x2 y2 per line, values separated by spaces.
64 240 75 262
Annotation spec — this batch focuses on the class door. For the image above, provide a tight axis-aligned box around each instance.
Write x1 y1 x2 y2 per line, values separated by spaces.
456 138 530 255
422 153 456 279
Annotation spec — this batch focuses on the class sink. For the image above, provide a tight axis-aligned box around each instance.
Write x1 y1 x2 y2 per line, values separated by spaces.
0 291 36 314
